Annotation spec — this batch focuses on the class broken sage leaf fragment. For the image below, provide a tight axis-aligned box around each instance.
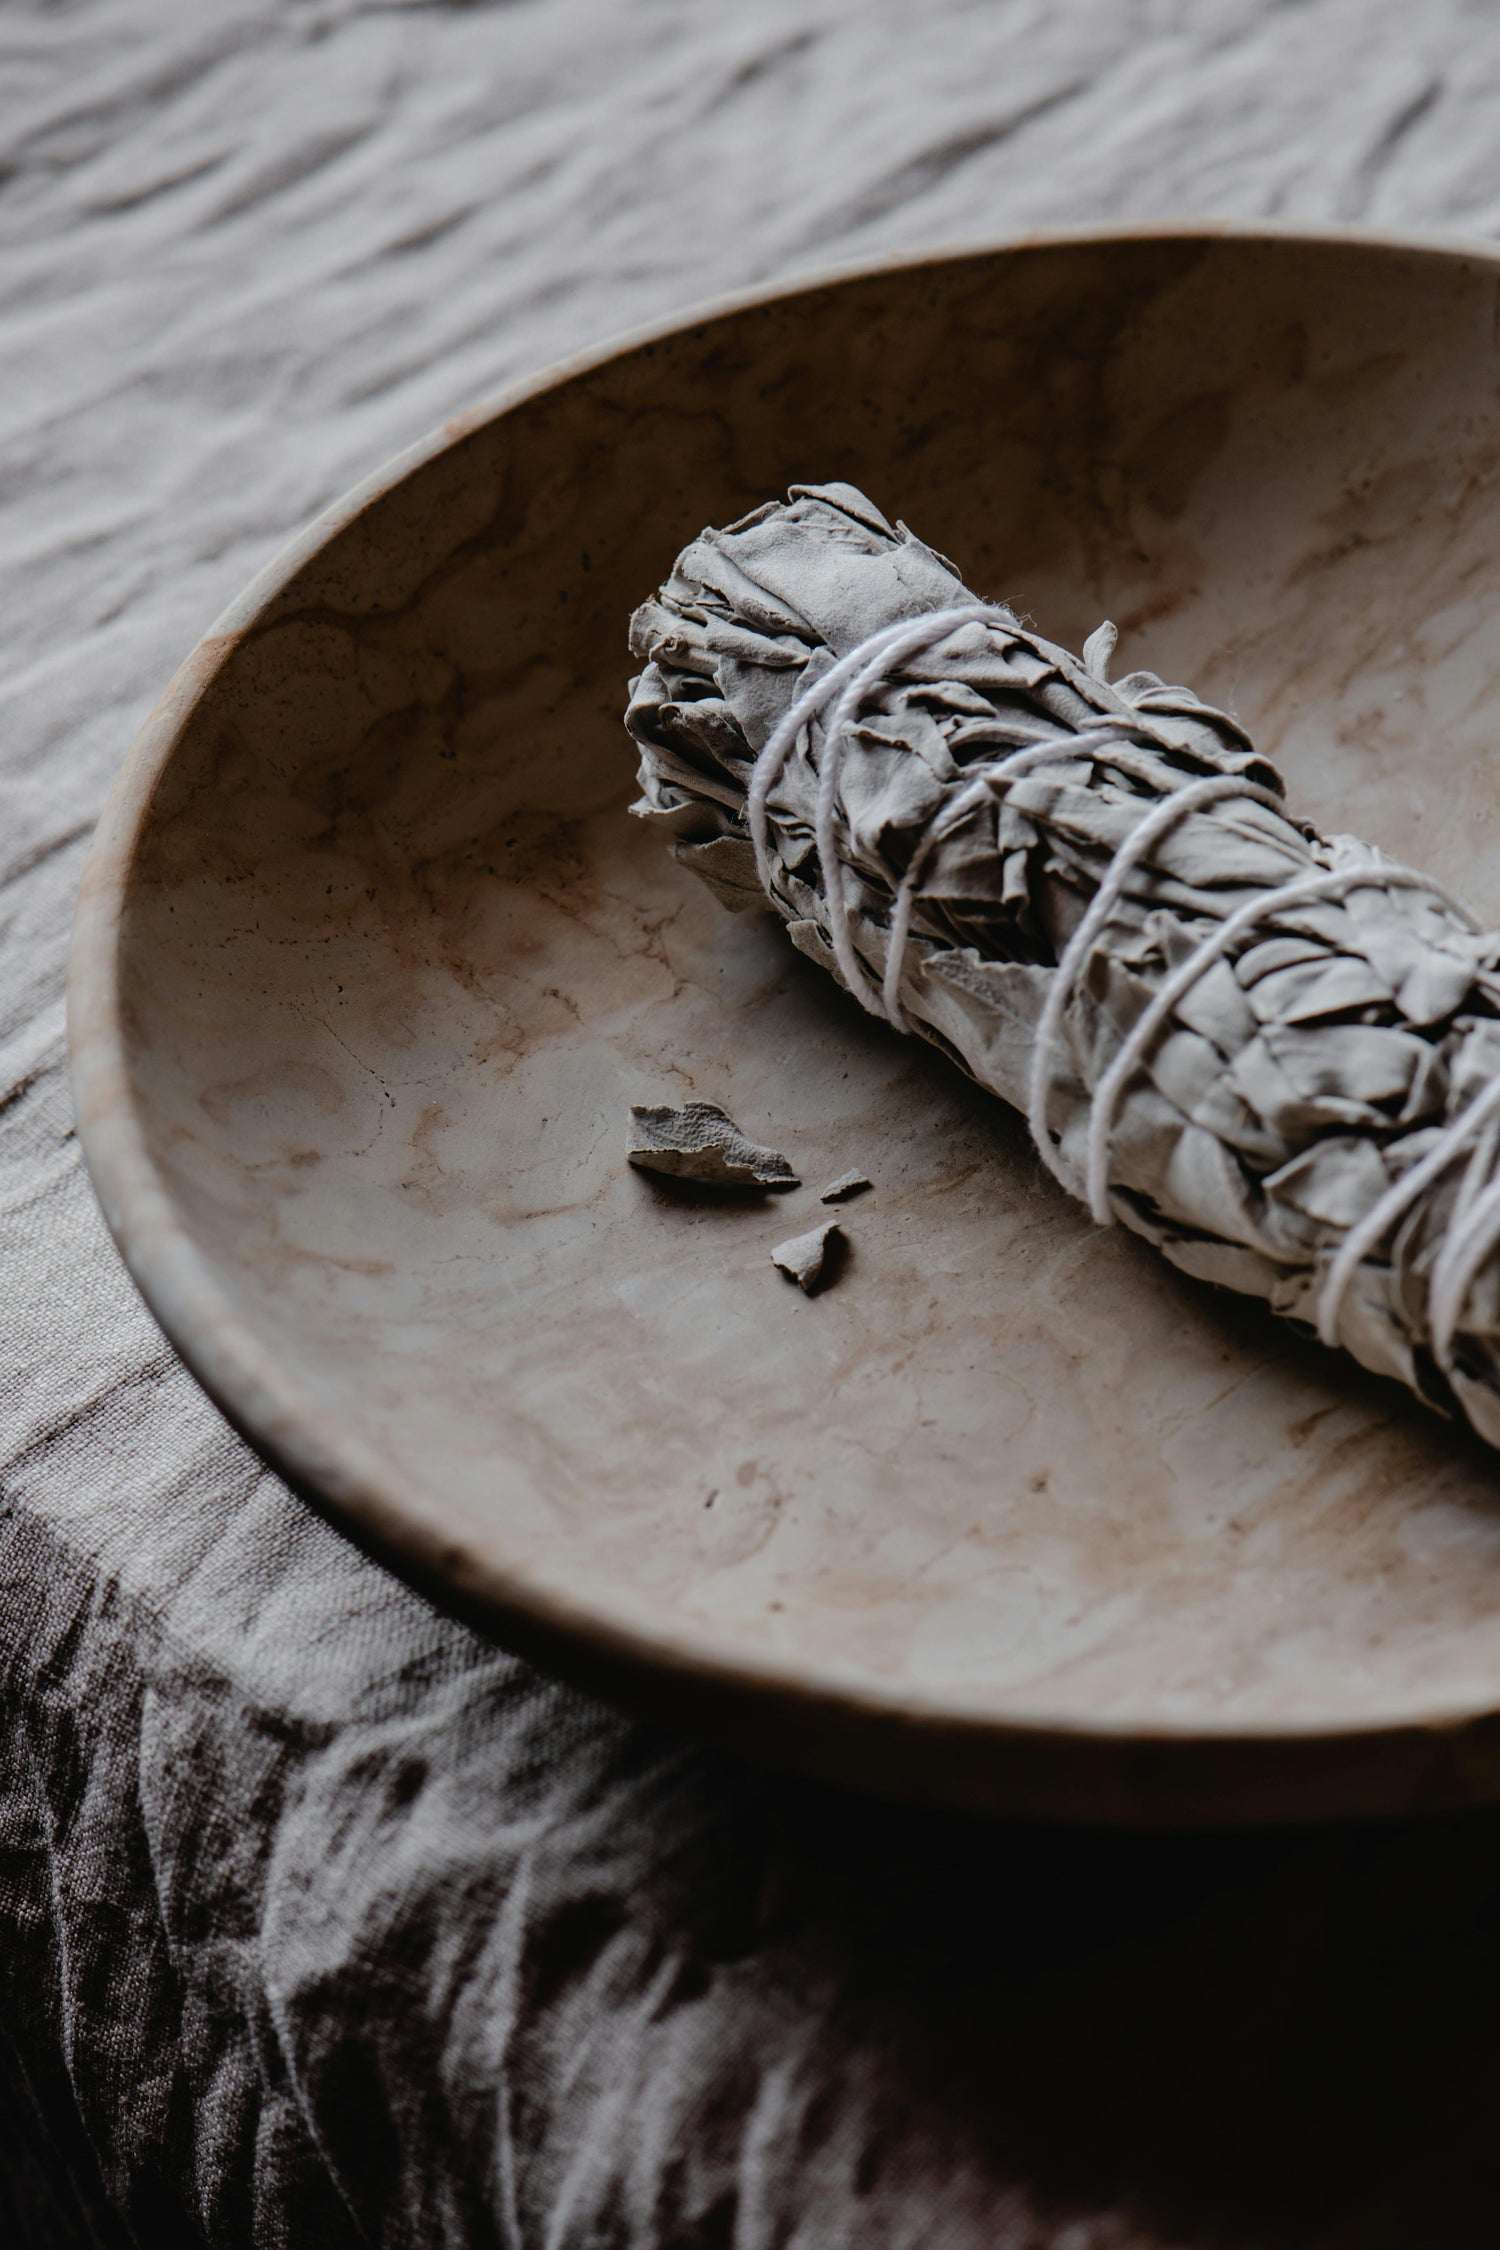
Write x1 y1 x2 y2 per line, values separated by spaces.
627 1101 798 1189
771 1218 842 1294
624 479 1500 1451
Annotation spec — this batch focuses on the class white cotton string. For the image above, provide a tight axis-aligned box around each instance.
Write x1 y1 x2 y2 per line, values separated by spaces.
1451 1106 1500 1237
1026 772 1292 1192
1087 863 1480 1229
880 728 1136 1029
747 642 889 888
1429 1166 1500 1370
1419 1123 1500 1370
1314 1072 1500 1351
811 608 1014 1016
747 603 1007 1014
880 772 998 1031
746 607 1500 1374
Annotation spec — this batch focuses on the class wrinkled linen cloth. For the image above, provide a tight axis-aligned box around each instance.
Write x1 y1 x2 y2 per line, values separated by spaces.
12 4 1500 2245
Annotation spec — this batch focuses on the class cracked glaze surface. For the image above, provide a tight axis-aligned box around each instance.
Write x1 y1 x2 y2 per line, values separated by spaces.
69 232 1500 1816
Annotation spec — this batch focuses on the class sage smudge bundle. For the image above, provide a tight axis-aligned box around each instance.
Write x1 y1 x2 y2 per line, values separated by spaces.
624 483 1500 1447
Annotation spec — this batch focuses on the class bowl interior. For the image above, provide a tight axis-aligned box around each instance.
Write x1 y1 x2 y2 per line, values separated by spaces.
94 232 1500 1806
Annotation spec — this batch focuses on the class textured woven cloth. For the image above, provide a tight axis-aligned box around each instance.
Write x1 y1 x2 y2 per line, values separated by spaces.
10 4 1500 2244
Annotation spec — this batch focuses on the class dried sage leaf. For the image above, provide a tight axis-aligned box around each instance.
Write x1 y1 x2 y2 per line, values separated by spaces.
771 1218 842 1293
628 1101 798 1189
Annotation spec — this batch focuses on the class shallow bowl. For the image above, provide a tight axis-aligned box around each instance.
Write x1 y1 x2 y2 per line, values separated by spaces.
70 225 1500 1824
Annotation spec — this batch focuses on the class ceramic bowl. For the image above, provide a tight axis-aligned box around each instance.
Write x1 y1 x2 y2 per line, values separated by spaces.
70 225 1500 1824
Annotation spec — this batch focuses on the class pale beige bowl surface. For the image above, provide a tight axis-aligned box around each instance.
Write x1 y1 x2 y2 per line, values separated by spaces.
70 227 1500 1824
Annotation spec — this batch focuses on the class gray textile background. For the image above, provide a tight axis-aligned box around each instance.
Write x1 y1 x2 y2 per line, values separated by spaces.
10 3 1500 2243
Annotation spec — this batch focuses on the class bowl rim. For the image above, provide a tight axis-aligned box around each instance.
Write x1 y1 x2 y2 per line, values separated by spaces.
66 218 1500 1809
